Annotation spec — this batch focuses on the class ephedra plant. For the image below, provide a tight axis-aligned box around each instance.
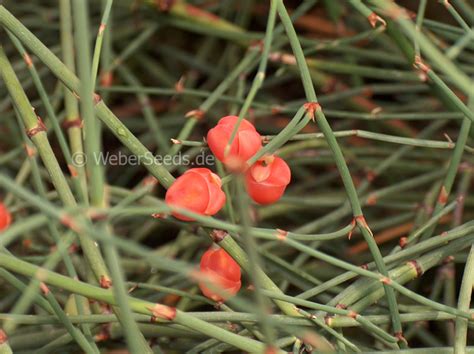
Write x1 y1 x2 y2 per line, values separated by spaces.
0 0 473 352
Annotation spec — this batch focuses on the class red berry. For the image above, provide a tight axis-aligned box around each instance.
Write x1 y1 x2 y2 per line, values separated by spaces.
165 168 226 221
245 155 291 205
207 116 262 165
0 202 11 231
199 247 241 302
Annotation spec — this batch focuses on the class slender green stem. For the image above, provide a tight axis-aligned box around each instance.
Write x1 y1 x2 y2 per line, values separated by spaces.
0 253 270 353
275 0 404 343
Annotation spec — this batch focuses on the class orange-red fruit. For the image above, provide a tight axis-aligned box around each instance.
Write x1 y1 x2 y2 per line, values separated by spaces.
0 202 11 231
165 168 226 221
245 156 291 205
207 116 262 165
199 247 241 302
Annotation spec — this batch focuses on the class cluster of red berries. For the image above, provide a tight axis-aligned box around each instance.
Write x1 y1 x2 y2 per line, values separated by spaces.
165 115 291 221
165 115 291 301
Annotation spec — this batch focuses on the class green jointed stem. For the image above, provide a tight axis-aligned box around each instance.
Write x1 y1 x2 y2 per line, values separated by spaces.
71 0 106 208
371 0 472 95
454 245 474 354
6 33 88 204
91 0 113 89
72 0 152 351
224 0 277 157
59 0 88 202
0 5 175 188
3 122 94 347
453 168 474 353
2 1 473 351
0 171 303 346
235 179 277 345
0 253 269 353
0 44 110 301
274 0 404 343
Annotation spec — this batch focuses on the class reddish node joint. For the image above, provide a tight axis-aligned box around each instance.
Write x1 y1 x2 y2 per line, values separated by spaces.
366 170 377 182
88 210 108 222
366 194 377 206
170 138 181 145
276 228 288 241
324 315 333 326
380 276 392 285
438 186 448 205
347 310 358 319
148 303 177 321
100 71 113 87
0 330 7 344
399 236 408 249
442 255 454 264
226 322 238 332
414 55 431 74
94 327 110 342
24 144 36 157
141 175 158 187
335 303 347 310
210 229 227 243
441 0 452 9
68 164 78 178
185 109 205 121
394 331 408 344
62 117 83 130
303 102 321 122
407 260 423 278
348 218 357 240
184 4 220 22
100 303 113 315
23 239 32 249
24 53 33 67
68 243 79 254
367 12 387 28
93 93 102 105
249 39 264 52
155 0 175 12
100 275 112 289
264 346 278 354
349 215 373 239
26 117 47 138
151 212 168 219
60 214 80 233
98 23 106 35
213 301 224 310
174 76 186 93
269 52 296 65
355 215 374 237
40 282 50 295
360 264 369 270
